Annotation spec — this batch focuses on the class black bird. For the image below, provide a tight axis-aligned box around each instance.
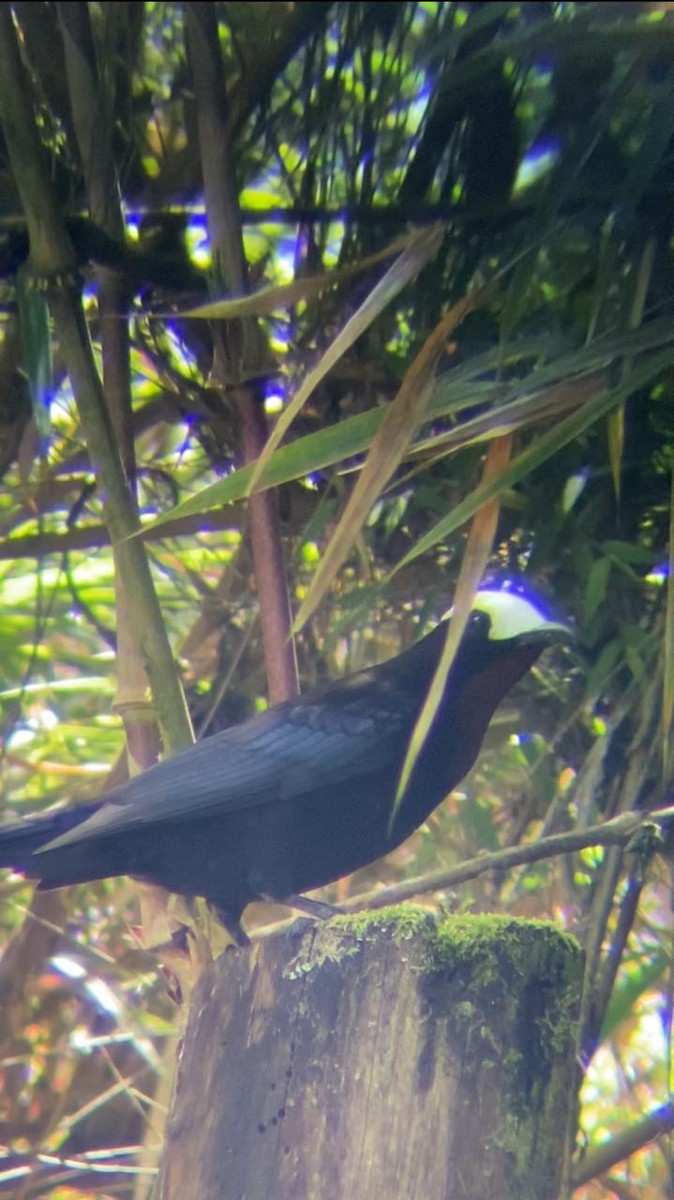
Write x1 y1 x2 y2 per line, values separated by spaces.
0 589 569 943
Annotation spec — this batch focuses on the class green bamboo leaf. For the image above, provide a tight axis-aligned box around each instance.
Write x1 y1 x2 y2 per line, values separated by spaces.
502 58 643 341
292 289 479 631
246 225 446 495
391 436 510 826
561 470 590 514
585 639 623 700
0 676 115 701
663 469 674 779
585 558 612 624
609 239 655 503
175 234 412 319
601 541 656 567
439 16 673 108
392 348 674 573
626 644 645 682
16 268 52 443
607 405 624 505
519 316 674 384
406 369 603 465
139 332 522 530
138 321 674 534
618 65 674 215
585 219 619 344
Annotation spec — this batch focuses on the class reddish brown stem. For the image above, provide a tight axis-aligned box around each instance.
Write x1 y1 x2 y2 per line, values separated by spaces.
186 1 296 703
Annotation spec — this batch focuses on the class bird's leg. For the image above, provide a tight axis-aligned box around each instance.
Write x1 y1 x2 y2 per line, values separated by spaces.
271 893 343 921
209 903 252 948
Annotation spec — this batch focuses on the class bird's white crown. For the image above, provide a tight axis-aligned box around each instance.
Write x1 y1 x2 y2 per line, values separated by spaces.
446 588 570 642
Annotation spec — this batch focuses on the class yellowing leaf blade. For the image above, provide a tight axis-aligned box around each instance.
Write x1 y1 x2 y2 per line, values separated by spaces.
175 233 413 320
292 287 479 630
247 225 446 498
391 436 512 824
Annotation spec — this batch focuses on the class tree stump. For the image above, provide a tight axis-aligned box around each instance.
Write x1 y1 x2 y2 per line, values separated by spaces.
160 908 582 1200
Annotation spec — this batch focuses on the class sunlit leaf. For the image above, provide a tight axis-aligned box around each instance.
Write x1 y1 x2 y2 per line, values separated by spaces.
392 435 512 825
392 348 674 573
174 233 415 319
16 269 52 444
247 225 446 496
292 285 479 630
138 319 674 533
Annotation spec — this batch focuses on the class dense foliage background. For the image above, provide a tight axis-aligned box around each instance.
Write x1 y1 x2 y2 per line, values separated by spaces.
1 1 674 1195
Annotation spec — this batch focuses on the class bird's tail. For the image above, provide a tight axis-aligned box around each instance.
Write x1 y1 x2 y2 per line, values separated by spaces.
0 803 100 874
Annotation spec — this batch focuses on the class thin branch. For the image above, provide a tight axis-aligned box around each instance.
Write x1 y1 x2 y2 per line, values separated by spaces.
250 809 674 942
0 508 246 560
578 674 662 1063
573 1101 674 1187
580 873 644 1065
341 810 667 914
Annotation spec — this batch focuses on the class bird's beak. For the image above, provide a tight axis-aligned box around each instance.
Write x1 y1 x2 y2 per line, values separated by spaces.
513 619 573 648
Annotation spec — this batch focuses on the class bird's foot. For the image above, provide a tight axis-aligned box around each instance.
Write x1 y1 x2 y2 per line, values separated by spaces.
281 896 344 944
274 893 343 921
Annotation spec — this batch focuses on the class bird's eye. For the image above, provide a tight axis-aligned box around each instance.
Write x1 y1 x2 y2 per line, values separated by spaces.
468 610 491 637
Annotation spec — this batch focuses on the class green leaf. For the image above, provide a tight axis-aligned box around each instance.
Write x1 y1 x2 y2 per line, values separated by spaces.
502 55 644 340
607 404 624 505
585 639 623 700
392 347 674 573
625 645 645 682
137 339 558 529
584 558 612 624
16 269 52 444
247 225 446 495
664 469 674 778
138 320 674 535
601 540 656 567
618 66 674 215
174 233 414 320
292 288 479 631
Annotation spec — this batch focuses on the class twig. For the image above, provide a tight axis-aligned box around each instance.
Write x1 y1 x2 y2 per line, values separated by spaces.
251 808 674 940
573 1101 674 1187
341 810 659 914
580 872 644 1065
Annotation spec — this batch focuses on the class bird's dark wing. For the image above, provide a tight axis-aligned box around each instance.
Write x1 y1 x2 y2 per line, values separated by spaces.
40 684 418 852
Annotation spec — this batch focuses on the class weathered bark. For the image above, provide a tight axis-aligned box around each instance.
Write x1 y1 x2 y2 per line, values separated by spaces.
161 908 582 1200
